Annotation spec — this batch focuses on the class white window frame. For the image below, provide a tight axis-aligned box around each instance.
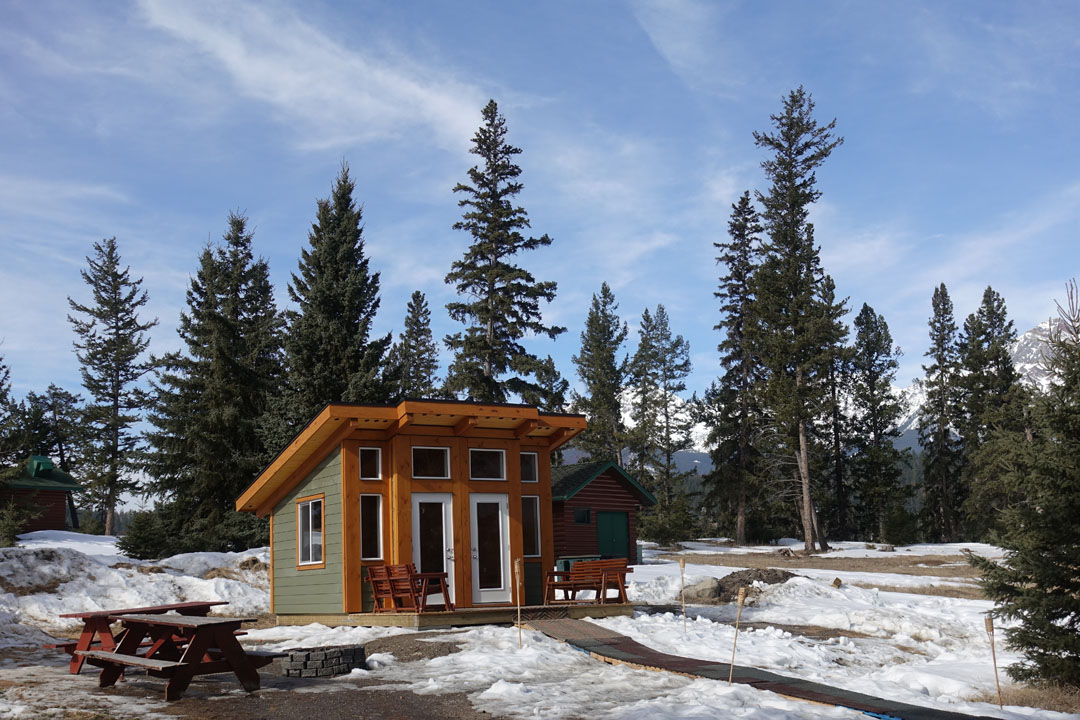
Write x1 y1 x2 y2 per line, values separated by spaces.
470 448 506 481
297 496 324 566
520 452 538 483
412 446 451 479
522 495 541 558
359 447 382 480
359 494 383 560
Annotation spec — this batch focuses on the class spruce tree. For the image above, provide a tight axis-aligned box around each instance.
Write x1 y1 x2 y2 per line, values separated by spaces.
0 354 13 464
630 305 697 545
820 276 855 540
444 99 564 403
747 88 845 552
849 303 909 541
918 283 964 542
703 191 762 545
387 290 440 399
144 212 284 552
970 280 1080 687
67 237 157 536
274 164 391 444
570 283 629 465
10 386 86 474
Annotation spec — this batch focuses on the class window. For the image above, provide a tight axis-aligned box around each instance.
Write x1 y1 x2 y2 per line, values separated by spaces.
297 496 324 566
470 449 505 480
360 494 382 560
522 496 540 557
412 447 450 479
520 452 538 483
573 507 591 525
359 447 381 480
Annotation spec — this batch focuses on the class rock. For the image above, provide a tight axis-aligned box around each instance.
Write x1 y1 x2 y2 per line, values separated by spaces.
682 568 799 604
831 577 842 588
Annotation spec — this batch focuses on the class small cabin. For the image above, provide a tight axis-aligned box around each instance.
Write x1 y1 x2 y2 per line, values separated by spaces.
235 400 584 620
0 456 82 533
551 461 655 565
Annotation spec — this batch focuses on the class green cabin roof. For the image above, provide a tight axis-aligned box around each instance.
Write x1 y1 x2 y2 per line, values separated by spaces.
550 461 656 505
3 456 82 491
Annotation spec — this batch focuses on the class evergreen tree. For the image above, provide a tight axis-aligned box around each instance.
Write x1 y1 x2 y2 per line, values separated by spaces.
387 291 441 399
703 191 762 545
957 287 1024 538
570 283 629 465
747 87 845 552
520 355 570 465
144 212 283 552
819 276 854 540
630 305 697 545
970 280 1080 687
848 303 909 541
271 164 391 446
8 386 86 476
918 283 964 542
444 99 564 402
67 238 157 536
0 354 13 465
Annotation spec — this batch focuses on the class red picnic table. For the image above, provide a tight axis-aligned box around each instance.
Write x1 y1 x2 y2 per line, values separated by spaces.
48 601 228 674
76 613 283 701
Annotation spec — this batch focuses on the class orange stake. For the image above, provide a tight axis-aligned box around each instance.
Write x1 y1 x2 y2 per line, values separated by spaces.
728 587 746 686
985 616 1002 709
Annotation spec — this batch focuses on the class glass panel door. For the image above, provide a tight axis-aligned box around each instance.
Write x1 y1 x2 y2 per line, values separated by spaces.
469 493 510 604
411 493 454 605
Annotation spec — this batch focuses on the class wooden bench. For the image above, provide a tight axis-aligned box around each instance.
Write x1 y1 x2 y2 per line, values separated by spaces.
543 558 632 605
76 650 188 674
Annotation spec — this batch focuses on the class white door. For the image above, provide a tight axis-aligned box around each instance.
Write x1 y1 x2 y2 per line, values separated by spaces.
470 493 511 604
411 493 455 606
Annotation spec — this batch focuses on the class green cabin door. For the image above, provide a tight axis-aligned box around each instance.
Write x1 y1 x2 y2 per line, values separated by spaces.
596 511 629 559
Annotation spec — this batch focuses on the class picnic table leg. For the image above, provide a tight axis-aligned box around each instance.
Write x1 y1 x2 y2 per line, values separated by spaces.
98 625 146 689
166 628 214 701
70 619 114 675
210 627 261 693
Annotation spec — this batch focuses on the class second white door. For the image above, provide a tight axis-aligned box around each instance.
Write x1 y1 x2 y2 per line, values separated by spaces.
469 493 510 604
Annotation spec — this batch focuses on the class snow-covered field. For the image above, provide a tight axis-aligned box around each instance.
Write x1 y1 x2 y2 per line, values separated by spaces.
0 531 1072 719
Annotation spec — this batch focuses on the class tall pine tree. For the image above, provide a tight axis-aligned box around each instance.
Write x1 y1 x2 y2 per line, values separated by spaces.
747 88 845 552
387 290 441 399
703 191 762 545
444 99 564 403
67 237 157 536
849 303 908 541
270 164 391 447
970 280 1080 687
570 283 629 465
918 283 964 542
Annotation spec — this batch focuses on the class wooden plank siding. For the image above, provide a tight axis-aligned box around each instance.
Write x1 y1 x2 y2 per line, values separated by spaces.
271 451 343 614
552 470 641 561
0 489 70 532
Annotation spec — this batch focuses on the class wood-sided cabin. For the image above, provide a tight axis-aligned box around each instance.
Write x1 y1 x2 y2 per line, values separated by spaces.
235 400 585 620
551 461 656 564
0 456 82 533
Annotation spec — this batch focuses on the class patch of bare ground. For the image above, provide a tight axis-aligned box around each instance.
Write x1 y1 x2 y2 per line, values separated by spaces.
849 582 985 600
661 551 982 578
637 606 880 644
971 684 1080 715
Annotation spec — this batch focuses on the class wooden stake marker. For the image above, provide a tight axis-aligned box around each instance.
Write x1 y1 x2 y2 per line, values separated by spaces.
728 587 747 686
515 558 523 649
679 557 687 634
985 615 1002 709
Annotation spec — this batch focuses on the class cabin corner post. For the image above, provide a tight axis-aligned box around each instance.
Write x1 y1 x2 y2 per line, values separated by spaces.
390 434 412 566
539 449 556 574
340 440 363 613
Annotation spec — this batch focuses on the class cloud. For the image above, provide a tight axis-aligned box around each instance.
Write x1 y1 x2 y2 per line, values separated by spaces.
136 0 487 153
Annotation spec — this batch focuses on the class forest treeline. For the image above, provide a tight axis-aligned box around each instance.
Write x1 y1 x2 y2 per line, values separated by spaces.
0 90 1077 684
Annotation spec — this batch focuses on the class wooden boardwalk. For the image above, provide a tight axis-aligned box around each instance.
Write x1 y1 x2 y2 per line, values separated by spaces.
526 619 996 720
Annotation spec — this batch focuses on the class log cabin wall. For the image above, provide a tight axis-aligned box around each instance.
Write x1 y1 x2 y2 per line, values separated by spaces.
552 470 641 560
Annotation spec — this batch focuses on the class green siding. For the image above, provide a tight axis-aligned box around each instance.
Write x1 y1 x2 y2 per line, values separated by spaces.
273 450 343 614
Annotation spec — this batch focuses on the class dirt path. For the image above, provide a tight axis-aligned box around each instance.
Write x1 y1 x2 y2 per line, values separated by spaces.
660 551 982 578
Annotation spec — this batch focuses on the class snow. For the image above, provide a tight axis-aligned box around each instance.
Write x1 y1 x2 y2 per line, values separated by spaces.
0 531 1072 719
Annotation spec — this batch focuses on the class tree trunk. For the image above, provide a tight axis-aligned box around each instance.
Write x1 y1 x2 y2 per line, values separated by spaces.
810 501 829 552
736 480 746 546
796 419 815 553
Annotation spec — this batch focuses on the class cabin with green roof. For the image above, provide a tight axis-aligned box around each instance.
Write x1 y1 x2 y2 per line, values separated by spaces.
0 456 82 532
550 461 655 565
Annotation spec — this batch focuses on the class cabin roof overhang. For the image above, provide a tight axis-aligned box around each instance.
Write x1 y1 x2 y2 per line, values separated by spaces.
550 460 657 506
236 399 586 516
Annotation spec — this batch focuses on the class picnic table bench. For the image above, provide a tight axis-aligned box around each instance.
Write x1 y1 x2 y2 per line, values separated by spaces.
367 563 454 613
543 558 632 605
47 601 229 674
75 613 284 701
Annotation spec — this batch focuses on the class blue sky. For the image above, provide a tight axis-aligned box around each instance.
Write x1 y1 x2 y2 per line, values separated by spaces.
1 0 1077 404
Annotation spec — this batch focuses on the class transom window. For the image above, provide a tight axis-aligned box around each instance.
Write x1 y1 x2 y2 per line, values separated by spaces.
297 496 324 566
520 452 538 483
470 449 505 480
412 446 450 479
522 496 540 557
359 447 381 480
360 494 382 560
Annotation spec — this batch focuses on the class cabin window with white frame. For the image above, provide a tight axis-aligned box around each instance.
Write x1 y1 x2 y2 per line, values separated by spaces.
359 447 381 480
470 448 505 480
520 452 538 483
297 497 324 565
412 446 450 479
522 495 541 557
359 494 382 560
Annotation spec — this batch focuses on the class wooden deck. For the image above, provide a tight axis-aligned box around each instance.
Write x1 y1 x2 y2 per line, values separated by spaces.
275 603 634 629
